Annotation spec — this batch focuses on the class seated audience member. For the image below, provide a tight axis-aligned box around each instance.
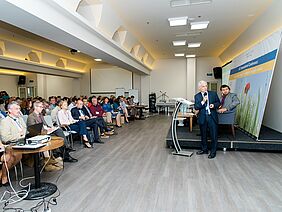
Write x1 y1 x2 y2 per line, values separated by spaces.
0 101 24 185
24 99 33 115
89 97 113 136
0 91 10 101
57 101 92 148
27 101 77 162
51 100 61 125
102 97 113 123
71 100 105 142
102 97 122 127
49 96 57 111
0 99 6 120
42 100 51 116
0 101 26 143
127 96 138 118
119 96 129 123
82 97 92 117
218 85 240 113
68 97 77 111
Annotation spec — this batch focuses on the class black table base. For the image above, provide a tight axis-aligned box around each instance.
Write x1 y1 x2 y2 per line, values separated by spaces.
20 182 57 200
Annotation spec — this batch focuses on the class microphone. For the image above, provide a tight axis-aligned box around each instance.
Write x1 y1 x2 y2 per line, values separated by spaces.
204 92 207 96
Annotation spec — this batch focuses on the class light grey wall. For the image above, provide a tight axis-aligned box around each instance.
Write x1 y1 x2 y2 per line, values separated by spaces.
0 74 18 96
263 42 282 132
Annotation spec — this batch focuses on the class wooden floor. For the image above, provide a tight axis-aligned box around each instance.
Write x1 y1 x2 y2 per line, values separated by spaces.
1 115 282 212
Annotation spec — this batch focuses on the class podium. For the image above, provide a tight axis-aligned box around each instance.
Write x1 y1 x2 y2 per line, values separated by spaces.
171 98 194 157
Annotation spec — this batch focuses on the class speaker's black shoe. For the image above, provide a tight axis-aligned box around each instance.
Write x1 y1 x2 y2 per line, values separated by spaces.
208 154 216 159
196 150 209 155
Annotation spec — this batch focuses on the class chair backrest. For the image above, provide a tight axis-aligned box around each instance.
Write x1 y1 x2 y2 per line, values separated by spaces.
22 115 28 124
43 115 53 127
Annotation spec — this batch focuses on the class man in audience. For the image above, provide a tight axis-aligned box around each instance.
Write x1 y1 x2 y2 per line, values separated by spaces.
51 100 62 125
194 80 220 159
0 101 26 143
0 101 23 185
82 97 92 117
28 101 77 163
71 100 105 142
218 84 240 113
89 97 114 136
49 96 57 111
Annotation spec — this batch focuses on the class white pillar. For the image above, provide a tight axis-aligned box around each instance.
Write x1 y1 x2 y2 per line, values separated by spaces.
186 58 196 101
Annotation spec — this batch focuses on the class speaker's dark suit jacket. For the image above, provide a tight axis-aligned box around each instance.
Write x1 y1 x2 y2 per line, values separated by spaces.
194 91 220 125
194 91 220 154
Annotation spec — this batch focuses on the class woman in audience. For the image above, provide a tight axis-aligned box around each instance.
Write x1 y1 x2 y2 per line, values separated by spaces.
57 101 92 148
102 97 122 127
119 96 129 123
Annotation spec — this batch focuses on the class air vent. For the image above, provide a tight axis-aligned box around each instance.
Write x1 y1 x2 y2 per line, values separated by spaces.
170 0 212 7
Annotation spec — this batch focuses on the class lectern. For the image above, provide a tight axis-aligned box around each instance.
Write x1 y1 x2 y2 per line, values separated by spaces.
171 98 194 157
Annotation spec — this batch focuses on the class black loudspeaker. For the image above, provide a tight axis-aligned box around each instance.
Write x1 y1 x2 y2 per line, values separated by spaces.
18 75 26 85
149 93 157 113
213 67 222 79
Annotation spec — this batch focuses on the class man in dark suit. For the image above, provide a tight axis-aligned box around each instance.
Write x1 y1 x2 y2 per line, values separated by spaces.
194 80 220 159
71 100 103 143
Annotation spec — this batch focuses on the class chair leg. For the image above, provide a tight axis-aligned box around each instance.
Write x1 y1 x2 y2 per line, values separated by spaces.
231 124 235 138
14 166 18 181
19 160 24 179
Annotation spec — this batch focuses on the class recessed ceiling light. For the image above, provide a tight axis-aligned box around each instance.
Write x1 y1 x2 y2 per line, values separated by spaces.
175 31 202 37
94 58 102 62
168 16 188 26
186 54 196 58
175 53 185 57
190 21 210 30
170 0 212 7
173 40 186 46
188 42 201 48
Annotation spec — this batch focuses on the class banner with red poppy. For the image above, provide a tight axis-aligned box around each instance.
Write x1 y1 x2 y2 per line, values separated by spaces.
228 30 282 138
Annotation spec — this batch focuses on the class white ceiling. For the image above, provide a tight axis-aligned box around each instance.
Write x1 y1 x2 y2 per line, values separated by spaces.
108 0 272 59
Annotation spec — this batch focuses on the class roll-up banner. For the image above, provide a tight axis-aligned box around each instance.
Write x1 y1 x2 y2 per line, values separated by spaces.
228 29 282 138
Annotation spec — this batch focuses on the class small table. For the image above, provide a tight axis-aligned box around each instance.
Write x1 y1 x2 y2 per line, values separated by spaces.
12 137 64 200
156 102 176 115
135 105 148 120
177 112 195 132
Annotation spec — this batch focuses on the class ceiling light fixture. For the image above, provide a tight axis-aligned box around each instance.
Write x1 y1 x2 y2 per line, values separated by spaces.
170 0 212 8
188 42 201 48
94 58 102 62
174 53 185 57
173 40 186 46
168 16 188 26
190 21 210 30
186 54 196 58
175 31 202 37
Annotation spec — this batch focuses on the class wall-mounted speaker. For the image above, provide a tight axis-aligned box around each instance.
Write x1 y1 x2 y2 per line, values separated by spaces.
213 67 222 79
18 75 26 85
